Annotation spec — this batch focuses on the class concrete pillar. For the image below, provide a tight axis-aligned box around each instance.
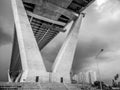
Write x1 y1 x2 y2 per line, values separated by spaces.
8 70 12 82
52 13 84 83
11 0 48 82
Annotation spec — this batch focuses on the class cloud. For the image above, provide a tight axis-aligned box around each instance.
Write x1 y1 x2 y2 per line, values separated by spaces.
95 0 120 23
72 37 108 74
101 50 120 62
0 44 12 81
96 0 108 7
0 0 13 46
0 27 12 46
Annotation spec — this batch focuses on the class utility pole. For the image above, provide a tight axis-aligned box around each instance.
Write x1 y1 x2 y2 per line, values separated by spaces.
95 49 104 90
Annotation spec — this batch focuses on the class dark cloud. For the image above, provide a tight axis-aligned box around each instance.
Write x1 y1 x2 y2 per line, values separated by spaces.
0 0 13 82
72 37 108 74
0 44 12 81
0 27 12 46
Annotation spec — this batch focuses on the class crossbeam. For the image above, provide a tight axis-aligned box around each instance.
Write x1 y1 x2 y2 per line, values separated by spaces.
23 0 78 20
27 11 66 26
23 0 43 5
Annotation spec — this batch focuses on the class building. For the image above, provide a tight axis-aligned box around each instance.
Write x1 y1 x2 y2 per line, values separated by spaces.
86 70 97 84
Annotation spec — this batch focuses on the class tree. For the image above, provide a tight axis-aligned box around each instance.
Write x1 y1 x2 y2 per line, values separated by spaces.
114 74 119 80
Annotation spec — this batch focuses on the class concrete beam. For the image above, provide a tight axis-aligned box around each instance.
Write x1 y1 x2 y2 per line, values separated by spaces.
34 1 78 20
23 0 43 5
11 0 48 82
23 0 78 20
8 70 12 82
27 11 66 26
52 13 84 83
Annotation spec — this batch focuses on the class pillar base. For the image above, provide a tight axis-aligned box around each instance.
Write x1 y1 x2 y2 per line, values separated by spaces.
20 70 49 83
51 73 71 83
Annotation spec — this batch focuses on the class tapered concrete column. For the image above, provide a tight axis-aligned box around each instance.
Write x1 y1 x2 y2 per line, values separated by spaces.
8 70 12 82
52 13 84 83
11 0 48 82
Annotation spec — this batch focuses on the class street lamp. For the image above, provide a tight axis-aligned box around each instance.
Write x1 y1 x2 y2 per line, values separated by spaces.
95 49 104 90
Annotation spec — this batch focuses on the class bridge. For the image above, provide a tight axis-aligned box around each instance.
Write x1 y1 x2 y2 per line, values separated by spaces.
6 0 95 86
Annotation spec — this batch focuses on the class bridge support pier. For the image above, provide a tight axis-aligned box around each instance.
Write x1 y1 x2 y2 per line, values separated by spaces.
10 0 86 83
10 0 48 82
52 13 84 83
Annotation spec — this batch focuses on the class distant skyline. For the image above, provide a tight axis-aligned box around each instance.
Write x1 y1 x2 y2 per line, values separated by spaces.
0 0 120 85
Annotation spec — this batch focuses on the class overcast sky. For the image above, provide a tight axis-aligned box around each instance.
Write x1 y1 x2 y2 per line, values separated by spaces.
0 0 120 85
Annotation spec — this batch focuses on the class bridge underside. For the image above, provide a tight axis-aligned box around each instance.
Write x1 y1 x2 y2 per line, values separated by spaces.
9 0 95 83
23 0 94 50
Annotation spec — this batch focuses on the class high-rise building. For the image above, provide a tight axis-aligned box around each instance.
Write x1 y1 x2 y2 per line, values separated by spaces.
76 72 87 84
86 70 97 84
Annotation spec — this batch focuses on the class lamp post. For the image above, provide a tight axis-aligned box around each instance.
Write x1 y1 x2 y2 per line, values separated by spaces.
95 49 104 90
